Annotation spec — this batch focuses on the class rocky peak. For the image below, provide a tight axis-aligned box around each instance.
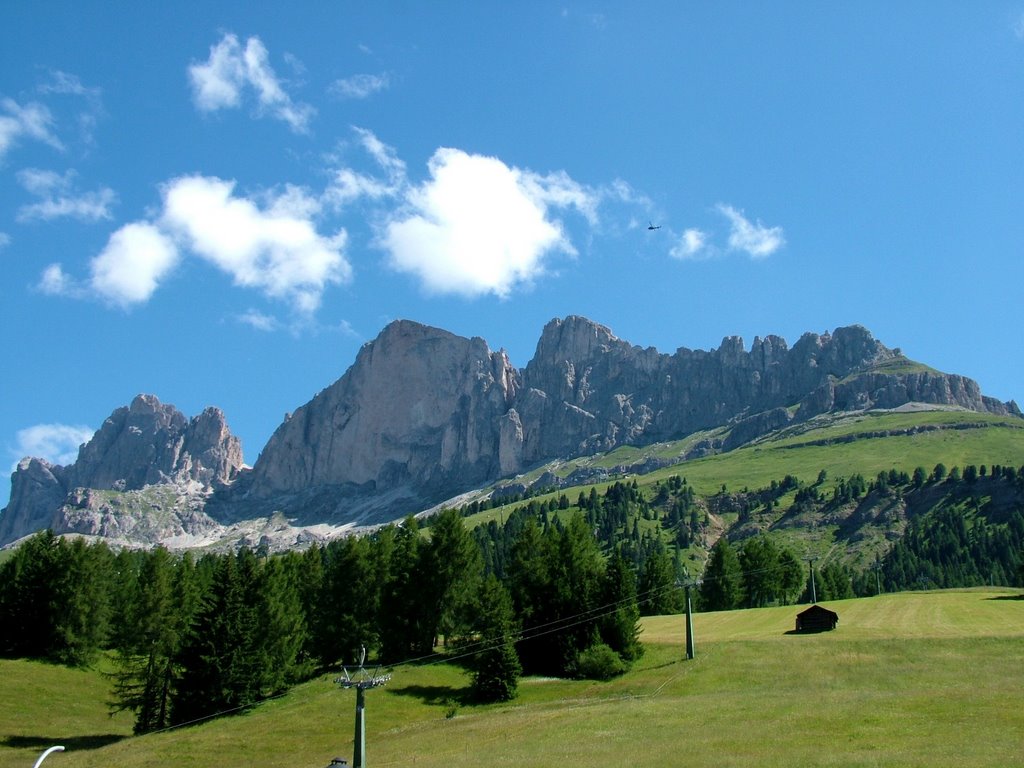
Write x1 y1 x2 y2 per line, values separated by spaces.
67 394 241 491
0 395 243 547
245 319 520 517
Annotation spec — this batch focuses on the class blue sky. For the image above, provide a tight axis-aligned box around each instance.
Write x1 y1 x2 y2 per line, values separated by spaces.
3 2 1023 508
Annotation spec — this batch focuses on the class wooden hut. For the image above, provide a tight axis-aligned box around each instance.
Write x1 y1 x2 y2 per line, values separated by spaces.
795 604 839 632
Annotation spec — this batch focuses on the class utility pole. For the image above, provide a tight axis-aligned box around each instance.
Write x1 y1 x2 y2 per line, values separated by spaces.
336 647 391 768
805 557 818 604
677 578 696 660
684 583 695 660
874 562 882 596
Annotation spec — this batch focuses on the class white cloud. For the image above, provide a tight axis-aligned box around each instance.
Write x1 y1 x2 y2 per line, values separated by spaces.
11 423 94 466
89 222 180 307
16 168 116 222
671 228 709 260
38 263 79 297
717 204 785 258
0 232 9 249
161 174 351 313
381 148 596 298
189 33 314 133
330 73 390 99
324 127 406 209
0 98 63 161
237 309 279 332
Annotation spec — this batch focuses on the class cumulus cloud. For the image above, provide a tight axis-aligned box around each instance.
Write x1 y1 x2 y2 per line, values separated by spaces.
88 222 180 307
381 148 596 297
11 423 94 466
161 175 351 313
670 228 709 260
0 98 63 161
16 168 116 222
189 33 314 133
330 73 390 99
716 204 785 258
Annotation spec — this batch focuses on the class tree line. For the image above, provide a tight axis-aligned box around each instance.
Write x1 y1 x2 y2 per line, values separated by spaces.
0 508 645 735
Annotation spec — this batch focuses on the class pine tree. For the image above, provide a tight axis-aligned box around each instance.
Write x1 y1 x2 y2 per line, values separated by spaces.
108 547 180 734
638 547 680 616
599 550 643 662
470 575 521 702
699 538 743 611
418 508 482 650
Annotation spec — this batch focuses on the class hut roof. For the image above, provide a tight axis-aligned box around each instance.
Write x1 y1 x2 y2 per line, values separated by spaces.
796 604 839 621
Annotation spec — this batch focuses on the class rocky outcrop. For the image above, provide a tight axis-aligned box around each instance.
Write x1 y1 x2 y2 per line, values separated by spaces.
0 395 243 547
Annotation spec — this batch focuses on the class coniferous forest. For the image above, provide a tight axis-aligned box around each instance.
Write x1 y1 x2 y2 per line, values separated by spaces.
0 462 1021 735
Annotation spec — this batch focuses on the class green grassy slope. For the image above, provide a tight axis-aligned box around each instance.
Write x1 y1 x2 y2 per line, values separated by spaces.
4 588 1022 768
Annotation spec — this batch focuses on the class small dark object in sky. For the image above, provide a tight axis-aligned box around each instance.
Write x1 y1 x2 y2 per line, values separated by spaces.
648 221 661 230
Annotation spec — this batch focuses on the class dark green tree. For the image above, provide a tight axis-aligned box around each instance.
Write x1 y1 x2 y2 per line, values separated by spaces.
638 547 680 616
108 547 182 734
470 575 521 702
699 538 742 611
598 549 643 663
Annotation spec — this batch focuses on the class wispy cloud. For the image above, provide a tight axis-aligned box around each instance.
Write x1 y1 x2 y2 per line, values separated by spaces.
381 148 597 298
10 422 94 467
0 232 10 249
716 204 785 258
1015 13 1024 39
189 33 314 133
16 168 116 222
323 127 406 209
37 70 104 149
330 73 390 99
0 98 63 162
236 309 280 332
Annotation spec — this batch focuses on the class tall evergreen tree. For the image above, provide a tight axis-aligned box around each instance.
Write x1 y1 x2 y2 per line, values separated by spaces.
699 538 742 611
470 575 521 702
638 547 680 616
599 549 643 662
418 508 482 650
109 547 181 734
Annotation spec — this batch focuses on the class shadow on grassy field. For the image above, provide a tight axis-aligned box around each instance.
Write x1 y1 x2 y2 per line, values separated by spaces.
2 733 125 751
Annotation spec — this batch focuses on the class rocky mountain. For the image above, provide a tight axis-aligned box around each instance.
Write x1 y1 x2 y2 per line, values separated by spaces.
237 317 1018 525
0 395 243 546
2 317 1019 548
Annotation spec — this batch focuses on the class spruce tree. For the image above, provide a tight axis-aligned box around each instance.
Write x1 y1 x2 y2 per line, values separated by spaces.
470 575 521 702
699 538 742 611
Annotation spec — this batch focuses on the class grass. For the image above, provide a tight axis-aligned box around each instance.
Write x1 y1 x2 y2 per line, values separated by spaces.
3 589 1023 768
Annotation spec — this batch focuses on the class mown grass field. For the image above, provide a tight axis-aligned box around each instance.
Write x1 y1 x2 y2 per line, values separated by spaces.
3 588 1022 768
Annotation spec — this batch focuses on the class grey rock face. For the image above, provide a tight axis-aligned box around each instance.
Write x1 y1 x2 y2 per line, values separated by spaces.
244 316 1019 524
0 395 243 546
245 320 519 520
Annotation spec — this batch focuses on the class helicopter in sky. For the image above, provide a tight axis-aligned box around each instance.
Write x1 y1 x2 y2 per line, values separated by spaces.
647 221 661 231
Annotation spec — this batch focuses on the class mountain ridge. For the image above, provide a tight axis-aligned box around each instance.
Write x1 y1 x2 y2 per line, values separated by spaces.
1 317 1019 548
